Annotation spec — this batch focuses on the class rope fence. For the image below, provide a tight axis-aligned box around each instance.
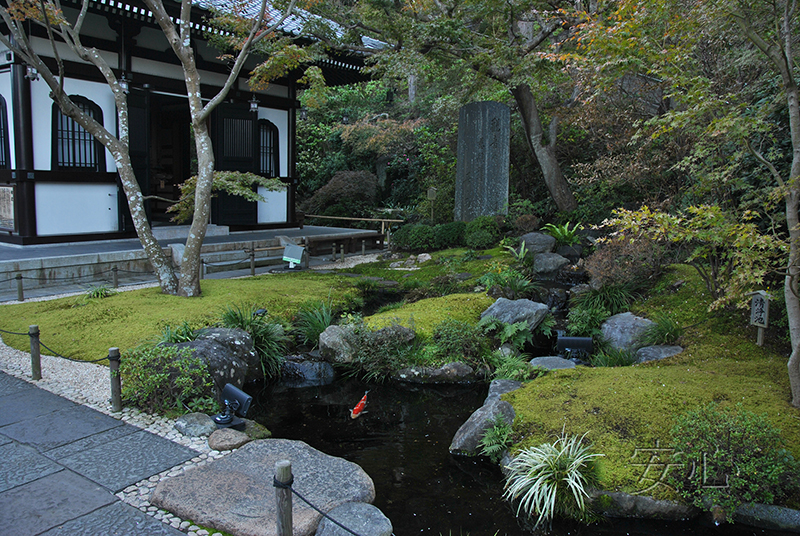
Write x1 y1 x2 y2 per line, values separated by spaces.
2 265 159 302
0 324 122 410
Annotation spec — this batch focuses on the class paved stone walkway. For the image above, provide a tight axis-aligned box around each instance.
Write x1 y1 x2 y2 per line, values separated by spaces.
0 371 204 535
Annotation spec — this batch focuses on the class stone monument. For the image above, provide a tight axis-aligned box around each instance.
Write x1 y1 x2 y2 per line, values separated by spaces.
455 101 510 221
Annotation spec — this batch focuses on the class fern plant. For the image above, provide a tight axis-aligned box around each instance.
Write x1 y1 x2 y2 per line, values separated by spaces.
480 415 513 463
503 431 602 529
541 222 583 247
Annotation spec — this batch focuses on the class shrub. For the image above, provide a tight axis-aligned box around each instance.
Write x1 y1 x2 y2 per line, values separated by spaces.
480 415 513 463
428 318 486 366
465 229 496 250
571 284 636 316
392 224 436 251
218 304 288 379
503 432 602 528
479 317 534 352
342 318 420 382
638 312 684 346
301 170 378 216
433 221 467 249
585 232 674 290
121 344 217 415
466 215 501 240
670 404 799 521
295 301 335 348
514 214 540 234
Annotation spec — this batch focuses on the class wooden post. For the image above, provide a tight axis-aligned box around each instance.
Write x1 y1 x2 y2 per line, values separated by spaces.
340 244 345 262
200 261 205 280
29 325 40 381
331 244 336 260
16 273 23 302
250 243 256 276
108 347 122 412
361 239 366 256
275 460 293 536
112 266 119 288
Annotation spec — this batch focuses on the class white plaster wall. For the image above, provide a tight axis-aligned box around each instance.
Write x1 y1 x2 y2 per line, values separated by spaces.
257 187 287 223
30 78 117 172
258 108 289 177
0 71 15 169
35 183 118 235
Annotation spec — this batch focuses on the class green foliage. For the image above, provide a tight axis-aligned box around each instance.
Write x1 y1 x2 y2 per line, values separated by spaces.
427 318 486 367
572 285 636 316
464 229 496 250
465 216 501 249
478 264 542 300
169 171 285 224
480 415 513 463
342 318 420 382
301 170 379 218
479 316 533 352
503 432 603 528
85 285 116 299
392 224 436 251
541 222 583 247
295 301 335 348
566 304 611 338
585 232 674 291
639 312 684 347
121 344 216 415
487 349 548 382
670 404 799 521
608 205 784 310
433 221 467 250
157 321 198 344
218 304 287 379
589 347 636 368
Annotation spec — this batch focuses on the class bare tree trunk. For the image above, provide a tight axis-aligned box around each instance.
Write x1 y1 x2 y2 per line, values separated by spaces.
511 84 578 212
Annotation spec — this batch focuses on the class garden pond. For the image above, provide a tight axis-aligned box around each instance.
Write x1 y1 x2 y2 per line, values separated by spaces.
243 377 797 536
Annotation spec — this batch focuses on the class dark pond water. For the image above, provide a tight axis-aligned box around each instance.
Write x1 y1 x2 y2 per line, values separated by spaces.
243 377 795 536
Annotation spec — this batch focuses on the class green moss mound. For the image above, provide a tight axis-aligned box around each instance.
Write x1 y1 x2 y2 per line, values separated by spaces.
365 293 494 337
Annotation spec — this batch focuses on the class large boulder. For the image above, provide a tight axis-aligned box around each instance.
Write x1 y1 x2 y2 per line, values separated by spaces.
319 325 358 364
601 312 655 352
174 412 217 437
196 328 261 382
449 379 521 456
282 357 337 388
393 362 477 383
591 491 698 521
636 345 683 364
164 338 248 392
315 502 393 536
480 298 550 331
520 232 556 255
529 356 576 370
533 252 571 278
735 503 800 532
151 439 375 536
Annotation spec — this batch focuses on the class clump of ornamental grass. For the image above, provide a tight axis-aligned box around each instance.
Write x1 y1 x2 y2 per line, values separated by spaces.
503 431 603 529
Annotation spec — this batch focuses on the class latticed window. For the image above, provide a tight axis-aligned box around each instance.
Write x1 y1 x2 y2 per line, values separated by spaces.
53 96 105 171
0 95 9 169
258 119 279 177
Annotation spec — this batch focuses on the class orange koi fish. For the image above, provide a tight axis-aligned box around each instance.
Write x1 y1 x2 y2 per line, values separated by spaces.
350 391 369 419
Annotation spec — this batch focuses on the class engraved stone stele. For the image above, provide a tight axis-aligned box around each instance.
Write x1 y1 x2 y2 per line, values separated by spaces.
455 101 511 222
